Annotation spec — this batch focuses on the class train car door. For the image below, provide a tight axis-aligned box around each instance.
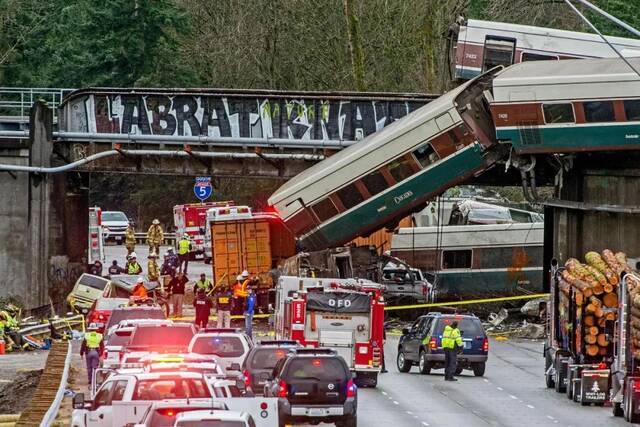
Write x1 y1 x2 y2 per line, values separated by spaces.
482 36 516 72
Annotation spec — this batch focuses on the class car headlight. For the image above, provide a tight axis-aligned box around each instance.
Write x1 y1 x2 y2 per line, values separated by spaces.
81 308 89 314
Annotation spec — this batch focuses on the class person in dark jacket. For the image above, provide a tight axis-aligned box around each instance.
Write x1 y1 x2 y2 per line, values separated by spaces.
193 288 213 329
215 287 234 328
88 260 103 276
167 272 188 318
107 260 124 277
243 286 256 338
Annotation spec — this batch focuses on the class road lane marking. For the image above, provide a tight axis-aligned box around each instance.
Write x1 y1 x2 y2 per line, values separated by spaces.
422 422 429 426
527 404 535 409
393 400 399 405
406 411 413 415
497 386 503 391
547 416 555 420
381 391 388 396
509 394 518 400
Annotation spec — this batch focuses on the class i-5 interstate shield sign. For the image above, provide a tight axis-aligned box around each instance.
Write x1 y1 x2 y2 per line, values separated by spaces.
194 176 213 201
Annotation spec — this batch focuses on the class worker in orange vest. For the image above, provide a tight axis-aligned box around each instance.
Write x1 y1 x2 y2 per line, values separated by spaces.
131 277 148 299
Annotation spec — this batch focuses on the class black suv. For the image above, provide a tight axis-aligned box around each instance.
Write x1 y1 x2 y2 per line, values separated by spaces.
242 340 300 395
397 313 488 376
264 348 357 427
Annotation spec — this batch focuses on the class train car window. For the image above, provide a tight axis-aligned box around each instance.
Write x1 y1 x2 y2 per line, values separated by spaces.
311 198 339 222
482 37 515 71
584 101 615 122
336 183 365 210
624 99 640 121
521 52 559 62
442 250 472 269
542 103 574 124
386 156 417 183
412 143 439 168
362 170 389 196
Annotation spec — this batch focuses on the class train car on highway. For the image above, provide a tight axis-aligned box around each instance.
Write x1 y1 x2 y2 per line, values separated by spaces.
391 222 543 298
268 68 505 251
453 18 640 81
490 57 640 154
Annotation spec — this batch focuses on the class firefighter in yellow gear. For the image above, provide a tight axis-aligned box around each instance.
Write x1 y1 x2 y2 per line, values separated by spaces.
124 224 136 255
146 219 164 255
147 253 160 282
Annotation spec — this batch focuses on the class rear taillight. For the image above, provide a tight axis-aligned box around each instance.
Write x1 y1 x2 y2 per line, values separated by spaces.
277 380 288 397
483 338 489 353
243 370 251 388
633 381 640 393
597 362 607 369
346 379 357 398
429 337 437 350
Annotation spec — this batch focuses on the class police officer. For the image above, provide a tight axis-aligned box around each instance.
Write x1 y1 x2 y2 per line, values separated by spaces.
193 288 213 329
244 285 256 339
194 273 213 294
80 323 104 386
442 320 463 381
177 234 191 274
215 287 234 329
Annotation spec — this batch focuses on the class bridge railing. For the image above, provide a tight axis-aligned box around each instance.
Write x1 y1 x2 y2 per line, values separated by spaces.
0 87 74 120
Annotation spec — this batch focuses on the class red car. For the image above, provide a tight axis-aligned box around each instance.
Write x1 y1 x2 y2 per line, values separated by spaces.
87 298 129 332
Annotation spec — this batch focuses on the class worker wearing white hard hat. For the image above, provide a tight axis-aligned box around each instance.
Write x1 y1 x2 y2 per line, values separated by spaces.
125 252 142 275
147 219 164 255
132 276 148 299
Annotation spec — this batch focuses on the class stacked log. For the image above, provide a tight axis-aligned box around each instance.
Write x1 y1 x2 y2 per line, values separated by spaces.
559 250 624 359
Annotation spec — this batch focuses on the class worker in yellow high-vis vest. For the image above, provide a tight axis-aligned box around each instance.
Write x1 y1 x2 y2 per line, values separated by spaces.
442 320 463 382
80 324 104 386
177 234 192 274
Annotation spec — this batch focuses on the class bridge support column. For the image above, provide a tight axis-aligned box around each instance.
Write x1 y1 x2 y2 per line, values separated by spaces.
0 101 87 314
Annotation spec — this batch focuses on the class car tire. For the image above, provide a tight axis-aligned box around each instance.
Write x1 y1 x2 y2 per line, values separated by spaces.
204 257 212 265
397 348 411 373
613 402 623 417
418 351 431 375
545 372 555 389
337 414 357 427
472 362 486 377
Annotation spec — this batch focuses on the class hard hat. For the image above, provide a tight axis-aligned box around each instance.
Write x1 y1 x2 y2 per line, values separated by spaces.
136 277 144 284
130 252 137 258
236 275 243 281
152 219 160 225
241 270 249 278
184 233 190 238
167 248 174 252
87 323 99 330
148 252 157 258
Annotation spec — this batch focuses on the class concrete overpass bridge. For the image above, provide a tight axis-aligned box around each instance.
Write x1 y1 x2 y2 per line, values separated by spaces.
0 87 437 312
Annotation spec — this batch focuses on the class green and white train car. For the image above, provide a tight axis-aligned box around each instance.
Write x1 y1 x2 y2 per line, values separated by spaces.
391 222 543 297
490 57 640 154
269 70 503 251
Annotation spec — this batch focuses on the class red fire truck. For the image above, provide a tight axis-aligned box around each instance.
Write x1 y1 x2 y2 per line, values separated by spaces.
274 276 385 387
173 201 233 259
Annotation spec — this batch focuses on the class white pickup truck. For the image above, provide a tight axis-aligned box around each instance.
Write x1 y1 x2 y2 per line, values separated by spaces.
72 371 278 427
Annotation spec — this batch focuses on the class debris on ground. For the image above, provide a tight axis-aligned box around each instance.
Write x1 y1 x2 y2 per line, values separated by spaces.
0 369 42 414
520 297 547 318
487 308 509 327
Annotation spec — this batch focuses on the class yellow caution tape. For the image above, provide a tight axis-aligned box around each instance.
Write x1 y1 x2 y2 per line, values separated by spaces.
383 293 550 311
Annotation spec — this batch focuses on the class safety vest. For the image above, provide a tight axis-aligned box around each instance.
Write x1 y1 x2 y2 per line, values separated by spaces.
196 279 212 291
441 325 463 349
128 262 140 274
0 311 17 329
178 239 190 255
85 331 103 349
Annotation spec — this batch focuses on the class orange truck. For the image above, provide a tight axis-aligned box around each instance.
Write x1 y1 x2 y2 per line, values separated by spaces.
205 206 295 309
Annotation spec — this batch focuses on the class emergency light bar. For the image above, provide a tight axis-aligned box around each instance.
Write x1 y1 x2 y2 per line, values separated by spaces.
259 340 299 346
202 328 241 333
289 348 337 356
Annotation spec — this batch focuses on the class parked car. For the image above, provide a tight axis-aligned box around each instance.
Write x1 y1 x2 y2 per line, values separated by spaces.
174 410 256 427
86 298 128 332
122 323 197 364
396 312 489 376
102 319 173 368
264 348 357 427
188 328 253 373
101 210 130 244
132 401 228 427
242 340 300 395
67 273 112 314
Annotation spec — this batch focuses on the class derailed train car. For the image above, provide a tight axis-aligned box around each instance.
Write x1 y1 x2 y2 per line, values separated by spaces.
268 68 506 251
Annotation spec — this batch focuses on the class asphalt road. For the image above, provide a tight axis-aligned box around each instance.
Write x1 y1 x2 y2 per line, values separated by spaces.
360 337 629 427
103 246 627 426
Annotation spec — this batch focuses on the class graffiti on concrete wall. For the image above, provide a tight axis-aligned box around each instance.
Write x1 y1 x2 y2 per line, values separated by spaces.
64 93 429 142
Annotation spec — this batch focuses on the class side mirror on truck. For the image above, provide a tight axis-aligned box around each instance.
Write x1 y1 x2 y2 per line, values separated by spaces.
402 328 410 335
72 393 85 409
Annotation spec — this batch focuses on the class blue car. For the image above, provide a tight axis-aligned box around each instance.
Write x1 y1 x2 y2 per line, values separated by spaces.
397 313 488 376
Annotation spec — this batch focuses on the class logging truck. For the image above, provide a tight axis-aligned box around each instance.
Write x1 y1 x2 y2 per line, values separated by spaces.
544 251 623 406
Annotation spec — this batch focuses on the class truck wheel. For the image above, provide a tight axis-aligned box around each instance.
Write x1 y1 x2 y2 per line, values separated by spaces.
612 401 623 417
544 356 555 389
418 351 432 375
630 393 640 423
397 348 411 373
355 372 377 388
472 362 485 377
204 257 212 264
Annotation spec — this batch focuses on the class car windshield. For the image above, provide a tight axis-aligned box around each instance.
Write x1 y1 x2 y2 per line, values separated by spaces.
191 336 244 357
130 326 194 348
78 274 109 290
177 421 245 427
102 212 128 222
106 330 131 347
435 318 484 337
285 358 347 381
249 348 290 370
132 378 211 400
104 308 166 331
